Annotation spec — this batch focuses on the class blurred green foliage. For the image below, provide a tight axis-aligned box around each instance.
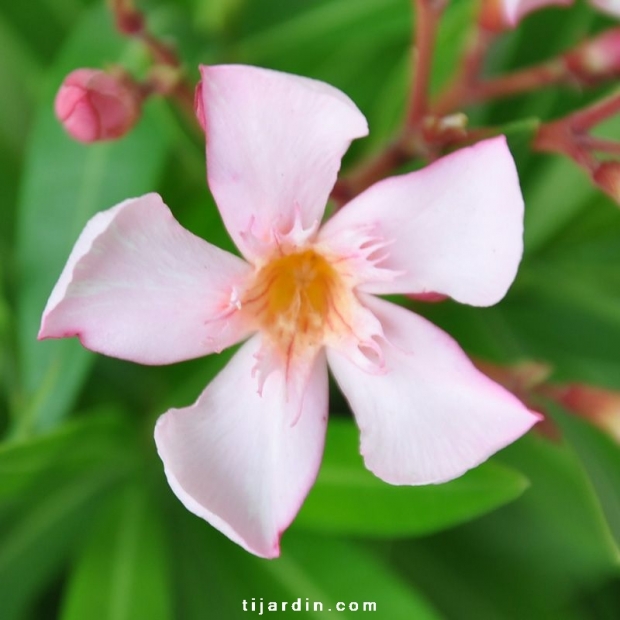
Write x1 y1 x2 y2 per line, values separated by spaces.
1 0 620 618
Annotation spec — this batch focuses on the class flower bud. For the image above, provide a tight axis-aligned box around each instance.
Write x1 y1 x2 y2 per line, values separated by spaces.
550 383 620 444
480 0 572 32
55 68 142 143
593 161 620 204
564 29 620 84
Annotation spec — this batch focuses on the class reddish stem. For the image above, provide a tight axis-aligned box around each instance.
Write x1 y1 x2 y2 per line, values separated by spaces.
407 0 446 129
569 90 620 132
434 25 496 116
332 138 414 205
332 124 497 204
108 0 199 130
534 120 598 171
579 136 620 156
468 60 566 104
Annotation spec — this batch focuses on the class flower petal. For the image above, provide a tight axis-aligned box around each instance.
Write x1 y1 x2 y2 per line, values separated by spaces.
39 193 253 364
327 296 540 485
200 64 368 260
319 136 524 306
155 335 328 558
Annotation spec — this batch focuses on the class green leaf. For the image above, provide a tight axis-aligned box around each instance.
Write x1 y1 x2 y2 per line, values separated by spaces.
522 156 598 256
195 0 246 33
0 467 118 620
0 410 132 502
170 498 444 620
549 403 620 552
266 533 444 620
294 419 529 537
15 5 170 435
235 0 406 64
61 483 173 620
392 433 620 620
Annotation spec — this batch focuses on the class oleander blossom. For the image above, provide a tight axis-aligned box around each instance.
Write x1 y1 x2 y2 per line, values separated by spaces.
39 65 539 558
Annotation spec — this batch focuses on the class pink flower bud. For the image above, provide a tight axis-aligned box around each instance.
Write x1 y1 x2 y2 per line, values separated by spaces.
551 383 620 444
55 68 142 143
593 161 620 204
480 0 573 31
565 29 620 84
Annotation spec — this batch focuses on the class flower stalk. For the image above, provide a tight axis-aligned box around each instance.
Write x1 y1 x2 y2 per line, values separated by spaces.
107 0 198 129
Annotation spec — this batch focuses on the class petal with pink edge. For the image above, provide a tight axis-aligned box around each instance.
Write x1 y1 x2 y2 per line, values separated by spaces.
327 296 540 485
501 0 573 26
39 193 253 364
200 64 368 260
155 335 328 558
590 0 620 18
319 136 524 307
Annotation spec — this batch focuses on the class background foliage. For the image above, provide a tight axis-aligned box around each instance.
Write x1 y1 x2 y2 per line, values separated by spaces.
1 0 620 618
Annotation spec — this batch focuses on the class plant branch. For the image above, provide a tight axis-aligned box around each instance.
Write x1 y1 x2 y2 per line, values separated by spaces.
407 0 446 129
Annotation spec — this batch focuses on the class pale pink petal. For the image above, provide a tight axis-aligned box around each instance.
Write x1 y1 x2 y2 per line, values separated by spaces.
501 0 573 26
327 296 540 485
591 0 620 17
155 335 328 558
319 137 524 307
200 64 368 260
39 193 253 364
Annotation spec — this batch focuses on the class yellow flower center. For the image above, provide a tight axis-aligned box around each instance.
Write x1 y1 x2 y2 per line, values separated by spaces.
242 249 341 349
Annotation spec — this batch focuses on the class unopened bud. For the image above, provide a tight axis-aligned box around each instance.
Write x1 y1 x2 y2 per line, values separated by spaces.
564 29 620 84
593 161 620 204
479 0 509 32
475 360 552 396
550 383 620 444
109 0 144 34
55 68 142 143
480 0 572 32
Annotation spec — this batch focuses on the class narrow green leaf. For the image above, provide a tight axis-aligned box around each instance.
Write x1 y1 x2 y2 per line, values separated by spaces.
166 488 443 619
392 433 620 620
235 0 405 63
267 533 444 620
294 419 529 537
0 16 42 157
15 5 170 435
61 483 173 620
0 411 131 502
173 503 443 620
549 403 620 552
0 468 117 620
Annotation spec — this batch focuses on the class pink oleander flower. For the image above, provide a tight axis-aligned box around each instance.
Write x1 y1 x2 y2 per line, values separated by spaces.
55 68 142 143
484 0 620 29
40 65 539 558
